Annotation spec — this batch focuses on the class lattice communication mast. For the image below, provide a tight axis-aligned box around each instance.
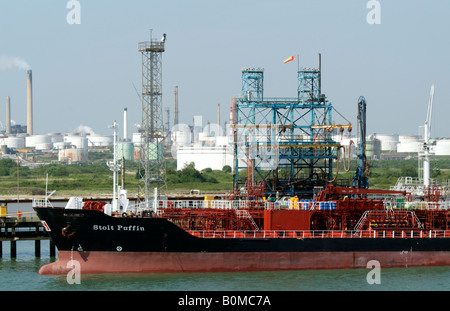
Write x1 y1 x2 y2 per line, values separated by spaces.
137 33 167 208
232 55 350 198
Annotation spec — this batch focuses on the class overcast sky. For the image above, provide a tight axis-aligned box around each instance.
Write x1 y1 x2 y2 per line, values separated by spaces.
0 0 448 139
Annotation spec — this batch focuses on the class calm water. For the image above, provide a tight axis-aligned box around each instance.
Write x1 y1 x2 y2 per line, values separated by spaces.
0 240 449 291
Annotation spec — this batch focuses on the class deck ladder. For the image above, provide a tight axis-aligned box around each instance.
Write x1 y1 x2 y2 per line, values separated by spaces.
236 210 259 231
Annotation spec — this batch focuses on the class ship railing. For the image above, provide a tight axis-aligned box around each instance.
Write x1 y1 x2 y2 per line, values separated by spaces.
153 199 315 211
153 200 267 210
131 198 450 213
384 200 450 211
31 198 54 208
186 229 450 239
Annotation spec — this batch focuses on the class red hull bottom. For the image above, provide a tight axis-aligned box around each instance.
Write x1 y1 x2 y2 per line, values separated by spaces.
39 250 450 275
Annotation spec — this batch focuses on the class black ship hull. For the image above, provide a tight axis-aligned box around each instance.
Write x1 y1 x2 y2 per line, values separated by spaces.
35 207 450 274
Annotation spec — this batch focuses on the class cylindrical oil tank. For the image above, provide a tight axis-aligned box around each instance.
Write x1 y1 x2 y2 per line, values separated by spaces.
0 137 25 149
35 142 53 151
25 135 52 148
397 135 420 153
398 135 419 143
58 148 88 162
397 141 421 153
134 146 141 160
53 141 69 150
215 136 229 147
118 142 134 161
87 134 113 147
434 139 450 156
47 133 64 143
133 143 163 160
148 142 163 160
64 135 88 149
375 134 399 152
366 138 381 159
132 133 142 146
171 130 190 147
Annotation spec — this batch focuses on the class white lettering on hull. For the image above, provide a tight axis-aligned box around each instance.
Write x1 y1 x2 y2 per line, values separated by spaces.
92 225 145 231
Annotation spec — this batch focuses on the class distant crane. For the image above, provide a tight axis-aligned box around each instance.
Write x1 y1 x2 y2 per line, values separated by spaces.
420 84 434 188
353 96 369 189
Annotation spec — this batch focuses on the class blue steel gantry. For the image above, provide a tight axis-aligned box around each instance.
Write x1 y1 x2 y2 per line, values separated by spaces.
231 56 351 198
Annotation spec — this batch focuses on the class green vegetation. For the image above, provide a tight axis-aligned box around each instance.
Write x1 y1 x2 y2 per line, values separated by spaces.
0 155 449 196
335 157 450 189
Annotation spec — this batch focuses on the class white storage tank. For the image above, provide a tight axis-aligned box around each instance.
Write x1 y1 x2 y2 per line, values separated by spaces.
87 134 113 147
172 130 191 147
25 135 52 148
35 142 53 151
176 146 233 171
64 135 88 149
374 134 399 152
397 141 421 153
47 133 64 143
397 135 420 153
53 141 69 150
434 139 450 156
132 133 142 147
215 136 229 147
399 135 419 143
0 137 25 149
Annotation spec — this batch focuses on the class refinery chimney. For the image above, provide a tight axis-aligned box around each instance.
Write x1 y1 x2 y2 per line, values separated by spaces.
26 70 33 135
217 103 220 131
174 86 179 126
6 96 11 135
123 107 128 140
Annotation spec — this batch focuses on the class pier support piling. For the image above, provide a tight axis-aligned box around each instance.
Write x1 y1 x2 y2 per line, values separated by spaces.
50 240 56 257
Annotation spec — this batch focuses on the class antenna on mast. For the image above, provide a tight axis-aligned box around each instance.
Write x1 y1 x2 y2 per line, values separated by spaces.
420 84 434 188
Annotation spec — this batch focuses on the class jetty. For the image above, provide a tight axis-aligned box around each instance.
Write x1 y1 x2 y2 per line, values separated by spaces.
0 213 55 258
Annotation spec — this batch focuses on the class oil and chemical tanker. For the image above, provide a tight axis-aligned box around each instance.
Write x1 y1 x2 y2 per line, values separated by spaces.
34 180 450 274
34 59 450 274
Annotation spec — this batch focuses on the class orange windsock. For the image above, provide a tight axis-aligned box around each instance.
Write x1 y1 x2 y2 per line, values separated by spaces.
283 56 295 63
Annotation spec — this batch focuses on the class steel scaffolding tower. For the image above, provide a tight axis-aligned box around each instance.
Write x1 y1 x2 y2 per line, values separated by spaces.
232 59 346 198
137 34 166 208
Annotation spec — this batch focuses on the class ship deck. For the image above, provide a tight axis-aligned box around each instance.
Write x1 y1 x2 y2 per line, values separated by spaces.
187 229 450 239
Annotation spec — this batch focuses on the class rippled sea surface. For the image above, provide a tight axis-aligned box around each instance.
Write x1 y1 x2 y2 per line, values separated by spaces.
0 241 448 292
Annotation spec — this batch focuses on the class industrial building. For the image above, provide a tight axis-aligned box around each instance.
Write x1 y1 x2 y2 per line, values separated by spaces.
0 55 449 172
